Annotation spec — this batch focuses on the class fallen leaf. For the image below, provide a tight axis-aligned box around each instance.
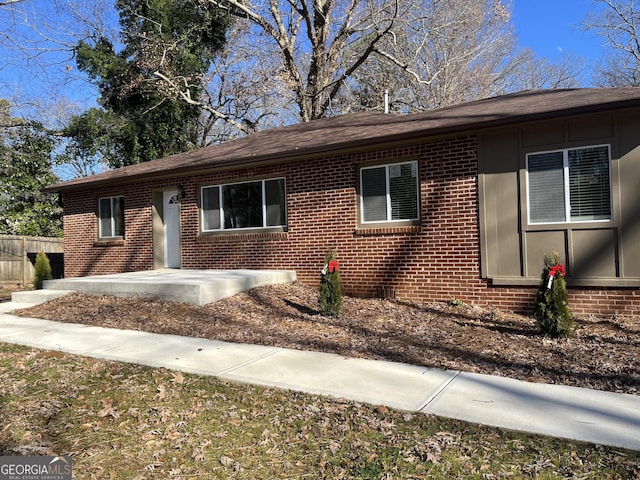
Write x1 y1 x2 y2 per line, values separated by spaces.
156 385 167 401
97 398 119 419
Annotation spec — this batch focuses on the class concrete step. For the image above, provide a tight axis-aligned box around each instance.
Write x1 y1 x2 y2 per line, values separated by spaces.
11 289 75 305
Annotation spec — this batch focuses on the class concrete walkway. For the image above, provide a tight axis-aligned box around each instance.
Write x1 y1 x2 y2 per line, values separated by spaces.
1 301 639 451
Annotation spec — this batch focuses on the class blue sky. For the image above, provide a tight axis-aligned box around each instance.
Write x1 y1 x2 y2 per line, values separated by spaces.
512 0 606 63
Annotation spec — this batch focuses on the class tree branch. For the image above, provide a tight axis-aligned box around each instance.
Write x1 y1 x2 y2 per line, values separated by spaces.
153 70 250 135
320 0 399 116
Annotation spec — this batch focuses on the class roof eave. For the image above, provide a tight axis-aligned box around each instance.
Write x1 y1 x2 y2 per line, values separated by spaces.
46 91 640 194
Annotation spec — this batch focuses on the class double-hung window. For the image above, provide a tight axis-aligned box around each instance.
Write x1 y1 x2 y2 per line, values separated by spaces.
201 178 286 231
526 145 612 224
98 196 124 238
360 161 419 223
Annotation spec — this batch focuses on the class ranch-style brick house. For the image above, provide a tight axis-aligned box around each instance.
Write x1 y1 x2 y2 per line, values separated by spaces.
46 88 640 315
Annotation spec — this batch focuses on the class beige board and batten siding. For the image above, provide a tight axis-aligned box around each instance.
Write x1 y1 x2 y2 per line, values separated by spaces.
478 108 640 287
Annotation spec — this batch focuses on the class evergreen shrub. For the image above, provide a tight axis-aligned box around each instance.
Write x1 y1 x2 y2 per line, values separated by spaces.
318 249 342 317
33 251 53 290
533 252 575 338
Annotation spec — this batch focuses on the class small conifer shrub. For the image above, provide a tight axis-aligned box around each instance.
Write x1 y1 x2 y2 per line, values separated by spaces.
318 249 342 317
33 251 53 290
533 252 575 338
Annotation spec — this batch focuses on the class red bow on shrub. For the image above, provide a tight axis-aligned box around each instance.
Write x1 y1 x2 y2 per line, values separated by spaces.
549 265 566 278
546 264 566 290
328 261 339 273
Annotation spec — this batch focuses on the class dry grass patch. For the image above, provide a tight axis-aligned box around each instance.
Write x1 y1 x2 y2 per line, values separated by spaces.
0 343 638 479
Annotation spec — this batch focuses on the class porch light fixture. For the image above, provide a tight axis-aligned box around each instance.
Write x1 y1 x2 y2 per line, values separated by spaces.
177 185 186 199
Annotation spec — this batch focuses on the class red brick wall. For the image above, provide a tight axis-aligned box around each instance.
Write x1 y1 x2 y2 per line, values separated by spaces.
61 135 640 316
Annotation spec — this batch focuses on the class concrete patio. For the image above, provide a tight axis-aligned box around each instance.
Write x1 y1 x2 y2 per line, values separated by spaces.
11 269 297 305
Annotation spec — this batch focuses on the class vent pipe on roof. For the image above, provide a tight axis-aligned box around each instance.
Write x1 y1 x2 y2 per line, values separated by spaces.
384 89 389 114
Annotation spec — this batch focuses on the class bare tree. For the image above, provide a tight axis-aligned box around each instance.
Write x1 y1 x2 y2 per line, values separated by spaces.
193 0 401 122
500 49 583 91
195 20 297 143
582 0 640 86
346 0 582 113
0 0 116 116
155 18 296 144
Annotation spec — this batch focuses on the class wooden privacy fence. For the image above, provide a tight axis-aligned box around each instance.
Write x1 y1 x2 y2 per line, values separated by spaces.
0 235 64 286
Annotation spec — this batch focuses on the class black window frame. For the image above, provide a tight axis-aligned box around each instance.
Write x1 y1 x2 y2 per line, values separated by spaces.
200 178 287 232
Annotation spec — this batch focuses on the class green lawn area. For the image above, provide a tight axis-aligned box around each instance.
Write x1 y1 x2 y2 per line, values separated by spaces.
0 343 638 479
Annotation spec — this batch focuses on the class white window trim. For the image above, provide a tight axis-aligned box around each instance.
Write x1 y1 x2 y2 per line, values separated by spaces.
98 196 124 238
526 144 613 225
360 161 420 224
200 177 287 232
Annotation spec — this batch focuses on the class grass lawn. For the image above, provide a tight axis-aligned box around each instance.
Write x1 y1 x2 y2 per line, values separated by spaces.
0 343 638 479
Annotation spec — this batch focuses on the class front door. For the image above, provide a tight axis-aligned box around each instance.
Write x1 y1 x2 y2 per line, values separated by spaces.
163 190 181 268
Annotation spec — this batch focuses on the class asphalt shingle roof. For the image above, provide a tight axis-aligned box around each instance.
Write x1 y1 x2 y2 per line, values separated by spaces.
46 87 640 192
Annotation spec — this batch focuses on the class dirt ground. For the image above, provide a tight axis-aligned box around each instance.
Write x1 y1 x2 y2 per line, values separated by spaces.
11 282 640 396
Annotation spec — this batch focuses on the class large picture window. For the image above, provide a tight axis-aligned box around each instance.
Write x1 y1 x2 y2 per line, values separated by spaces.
360 161 419 223
98 196 124 238
527 145 612 224
201 178 286 231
